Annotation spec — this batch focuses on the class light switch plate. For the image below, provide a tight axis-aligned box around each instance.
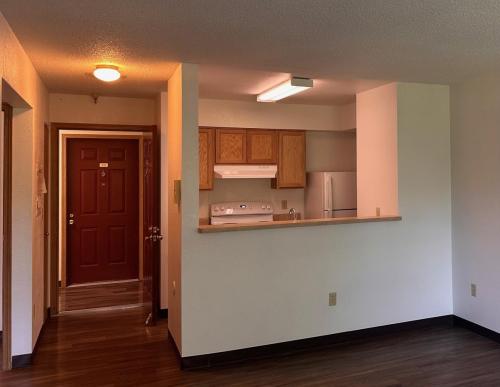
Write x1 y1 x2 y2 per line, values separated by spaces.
281 200 288 210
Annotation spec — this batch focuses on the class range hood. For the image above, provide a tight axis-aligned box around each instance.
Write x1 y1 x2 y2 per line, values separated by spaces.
214 165 277 179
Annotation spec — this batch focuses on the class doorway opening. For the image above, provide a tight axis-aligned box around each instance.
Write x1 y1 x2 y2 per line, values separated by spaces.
50 124 161 325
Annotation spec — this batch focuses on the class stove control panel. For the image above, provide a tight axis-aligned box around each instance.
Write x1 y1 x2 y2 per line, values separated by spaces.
210 201 274 216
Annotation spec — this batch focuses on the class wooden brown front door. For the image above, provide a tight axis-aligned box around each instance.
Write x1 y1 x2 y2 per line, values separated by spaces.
67 139 139 285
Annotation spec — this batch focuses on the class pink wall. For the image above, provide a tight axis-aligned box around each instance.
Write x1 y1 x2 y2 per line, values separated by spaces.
356 83 399 216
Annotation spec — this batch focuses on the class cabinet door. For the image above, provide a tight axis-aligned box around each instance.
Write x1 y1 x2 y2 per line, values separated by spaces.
275 131 306 188
216 129 247 164
246 130 277 164
199 128 215 190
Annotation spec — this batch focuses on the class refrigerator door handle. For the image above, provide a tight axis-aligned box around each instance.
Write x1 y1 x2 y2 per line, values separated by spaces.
324 175 332 210
330 176 335 211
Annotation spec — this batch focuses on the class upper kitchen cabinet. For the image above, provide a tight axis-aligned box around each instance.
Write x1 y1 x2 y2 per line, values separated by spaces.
246 130 277 164
199 128 215 190
216 128 247 164
273 131 306 188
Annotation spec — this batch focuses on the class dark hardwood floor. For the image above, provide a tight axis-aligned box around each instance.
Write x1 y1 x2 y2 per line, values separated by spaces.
59 280 145 312
1 307 500 386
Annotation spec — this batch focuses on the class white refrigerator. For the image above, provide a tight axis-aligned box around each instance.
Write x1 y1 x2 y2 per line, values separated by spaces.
305 172 357 219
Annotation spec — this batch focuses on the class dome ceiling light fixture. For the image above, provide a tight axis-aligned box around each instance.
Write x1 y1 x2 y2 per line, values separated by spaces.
93 65 121 82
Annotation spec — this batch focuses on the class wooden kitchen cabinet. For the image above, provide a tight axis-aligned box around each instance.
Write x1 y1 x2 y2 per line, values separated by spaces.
273 131 306 188
216 128 247 164
199 128 215 190
246 130 277 164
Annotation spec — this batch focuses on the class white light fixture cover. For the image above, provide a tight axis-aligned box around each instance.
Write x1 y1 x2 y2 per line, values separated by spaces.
214 165 277 179
93 65 121 82
257 77 313 102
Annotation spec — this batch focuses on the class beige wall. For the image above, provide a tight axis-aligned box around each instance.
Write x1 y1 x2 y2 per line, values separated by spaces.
356 83 399 217
181 82 452 357
49 93 156 125
0 13 49 357
306 130 356 172
339 103 356 131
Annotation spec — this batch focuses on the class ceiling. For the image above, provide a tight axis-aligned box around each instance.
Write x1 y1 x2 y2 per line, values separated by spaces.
198 66 386 104
1 1 500 103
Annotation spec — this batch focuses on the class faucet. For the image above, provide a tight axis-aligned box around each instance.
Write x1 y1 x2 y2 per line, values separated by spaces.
288 207 297 220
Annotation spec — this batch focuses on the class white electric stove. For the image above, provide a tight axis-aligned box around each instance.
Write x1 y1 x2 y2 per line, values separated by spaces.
210 201 274 225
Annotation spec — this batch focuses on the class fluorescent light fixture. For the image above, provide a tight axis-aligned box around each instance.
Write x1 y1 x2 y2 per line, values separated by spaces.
257 77 313 102
93 65 121 82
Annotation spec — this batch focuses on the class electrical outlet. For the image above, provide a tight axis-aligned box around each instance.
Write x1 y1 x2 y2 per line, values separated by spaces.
281 200 288 210
471 283 477 297
329 292 337 306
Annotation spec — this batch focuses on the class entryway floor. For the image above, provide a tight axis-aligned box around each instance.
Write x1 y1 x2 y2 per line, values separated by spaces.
58 280 145 312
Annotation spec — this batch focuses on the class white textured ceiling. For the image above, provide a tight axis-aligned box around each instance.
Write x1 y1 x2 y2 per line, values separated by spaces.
198 66 386 104
1 1 500 102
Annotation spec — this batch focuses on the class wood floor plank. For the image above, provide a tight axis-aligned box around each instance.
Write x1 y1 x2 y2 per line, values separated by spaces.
59 280 145 311
2 307 500 386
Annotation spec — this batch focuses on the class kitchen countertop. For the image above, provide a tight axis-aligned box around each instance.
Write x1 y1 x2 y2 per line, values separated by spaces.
198 215 402 233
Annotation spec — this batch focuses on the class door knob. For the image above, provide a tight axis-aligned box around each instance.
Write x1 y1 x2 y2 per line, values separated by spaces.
145 234 163 242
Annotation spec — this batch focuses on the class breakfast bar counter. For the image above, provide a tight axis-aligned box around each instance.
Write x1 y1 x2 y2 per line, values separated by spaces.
198 215 402 233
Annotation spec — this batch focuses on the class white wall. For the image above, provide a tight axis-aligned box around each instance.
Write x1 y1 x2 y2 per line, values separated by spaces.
167 64 199 351
0 12 49 357
12 108 34 354
49 93 156 125
451 74 500 332
179 82 452 357
199 99 355 131
357 84 399 217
